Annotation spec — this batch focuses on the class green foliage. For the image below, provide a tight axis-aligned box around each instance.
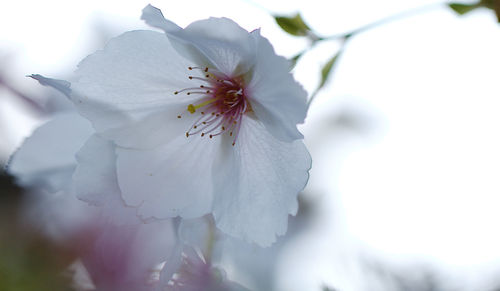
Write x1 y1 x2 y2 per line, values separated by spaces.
319 51 342 90
307 50 343 105
481 0 500 21
448 3 480 15
274 13 312 37
449 1 500 21
289 51 304 69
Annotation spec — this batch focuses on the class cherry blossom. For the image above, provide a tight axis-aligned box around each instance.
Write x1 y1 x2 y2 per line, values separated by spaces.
30 4 311 246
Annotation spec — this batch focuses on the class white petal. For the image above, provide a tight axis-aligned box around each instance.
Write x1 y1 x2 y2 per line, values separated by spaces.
29 74 71 97
141 4 181 33
116 136 219 220
7 112 93 192
100 102 195 150
72 30 197 137
73 134 139 225
142 5 257 77
212 116 311 246
247 30 308 142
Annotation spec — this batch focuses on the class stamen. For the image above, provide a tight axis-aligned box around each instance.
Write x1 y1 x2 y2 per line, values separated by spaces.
175 66 249 145
187 99 217 114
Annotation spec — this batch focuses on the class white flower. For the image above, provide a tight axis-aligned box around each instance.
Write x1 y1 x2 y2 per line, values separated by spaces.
34 4 311 246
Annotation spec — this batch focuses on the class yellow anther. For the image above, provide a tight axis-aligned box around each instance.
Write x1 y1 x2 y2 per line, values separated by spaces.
187 99 217 114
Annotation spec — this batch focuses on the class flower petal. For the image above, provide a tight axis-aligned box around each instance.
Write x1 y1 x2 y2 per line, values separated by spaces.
212 116 311 246
82 219 177 290
115 136 219 220
29 74 72 97
141 4 181 33
73 134 139 225
71 30 197 137
247 30 308 142
7 112 93 192
142 5 257 77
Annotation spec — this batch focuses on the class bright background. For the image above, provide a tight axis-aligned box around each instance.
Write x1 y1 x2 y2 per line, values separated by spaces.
1 0 500 290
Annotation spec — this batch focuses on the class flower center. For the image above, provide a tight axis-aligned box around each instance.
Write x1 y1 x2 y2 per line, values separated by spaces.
175 67 251 146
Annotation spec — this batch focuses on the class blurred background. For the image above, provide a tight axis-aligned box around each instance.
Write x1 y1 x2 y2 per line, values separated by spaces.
1 0 500 290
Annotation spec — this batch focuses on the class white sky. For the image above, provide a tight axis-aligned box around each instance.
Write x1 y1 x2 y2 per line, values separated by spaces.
1 0 500 290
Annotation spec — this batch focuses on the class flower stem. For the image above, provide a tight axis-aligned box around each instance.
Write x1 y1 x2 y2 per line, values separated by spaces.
319 2 448 41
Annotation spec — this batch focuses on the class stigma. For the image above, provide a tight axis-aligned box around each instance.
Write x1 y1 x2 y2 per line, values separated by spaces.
175 67 251 146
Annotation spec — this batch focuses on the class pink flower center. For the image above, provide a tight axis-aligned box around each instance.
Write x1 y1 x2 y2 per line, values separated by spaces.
175 67 251 146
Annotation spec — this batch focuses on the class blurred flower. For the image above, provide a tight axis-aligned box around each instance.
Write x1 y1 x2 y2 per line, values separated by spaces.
34 4 311 246
77 220 176 291
6 113 180 290
167 246 248 291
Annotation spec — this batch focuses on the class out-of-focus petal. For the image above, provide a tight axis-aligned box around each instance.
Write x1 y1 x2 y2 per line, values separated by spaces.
82 220 176 291
212 116 311 246
29 74 72 97
7 112 93 192
141 4 181 33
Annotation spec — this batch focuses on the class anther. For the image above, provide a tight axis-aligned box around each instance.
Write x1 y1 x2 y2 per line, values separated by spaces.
189 76 193 80
185 132 189 138
209 135 213 138
177 115 181 119
174 91 179 95
201 133 205 137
